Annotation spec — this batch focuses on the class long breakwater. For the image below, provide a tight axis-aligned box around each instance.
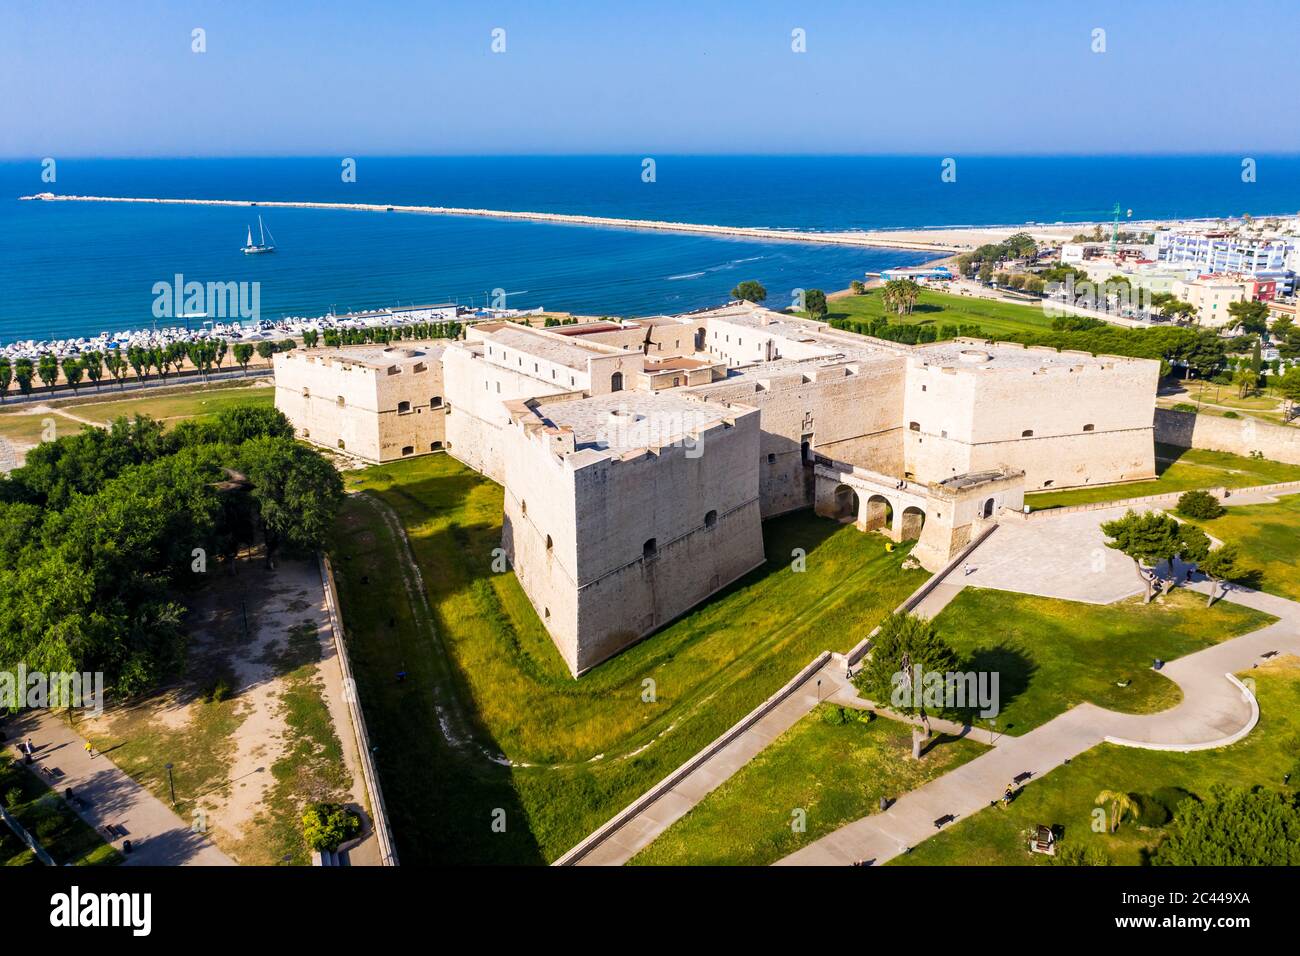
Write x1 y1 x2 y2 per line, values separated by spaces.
19 192 959 253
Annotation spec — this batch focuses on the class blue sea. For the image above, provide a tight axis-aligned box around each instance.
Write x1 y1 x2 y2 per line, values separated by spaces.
2 155 1298 344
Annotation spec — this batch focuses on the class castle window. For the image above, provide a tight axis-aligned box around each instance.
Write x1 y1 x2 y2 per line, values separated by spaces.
1042 480 1054 487
545 534 553 552
544 607 550 620
431 441 442 450
302 387 310 397
1083 423 1095 431
611 371 624 392
909 422 920 432
521 500 527 516
398 401 412 414
768 453 776 464
337 396 345 406
643 538 658 559
496 382 501 393
337 439 345 450
1022 429 1034 437
401 446 414 456
672 377 681 387
431 396 442 407
704 510 718 529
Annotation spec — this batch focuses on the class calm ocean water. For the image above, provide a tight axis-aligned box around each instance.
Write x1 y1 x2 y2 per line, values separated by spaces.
2 155 1298 344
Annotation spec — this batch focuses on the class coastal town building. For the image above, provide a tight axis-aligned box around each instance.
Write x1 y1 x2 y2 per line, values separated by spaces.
1171 275 1247 327
274 303 1160 675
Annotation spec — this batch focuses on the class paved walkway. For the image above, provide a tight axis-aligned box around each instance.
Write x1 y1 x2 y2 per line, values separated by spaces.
777 577 1300 865
570 569 973 866
9 710 234 866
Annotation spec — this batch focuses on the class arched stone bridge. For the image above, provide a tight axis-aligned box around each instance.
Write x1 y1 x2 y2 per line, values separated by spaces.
812 459 930 542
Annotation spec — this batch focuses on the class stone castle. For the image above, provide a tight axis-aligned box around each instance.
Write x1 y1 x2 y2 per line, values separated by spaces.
275 303 1159 675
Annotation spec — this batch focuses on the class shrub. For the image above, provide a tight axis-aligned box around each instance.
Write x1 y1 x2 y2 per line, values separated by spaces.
4 786 23 810
1151 786 1197 819
207 677 231 703
1222 410 1239 419
1171 403 1197 413
820 705 850 726
855 708 876 724
302 802 361 852
1134 793 1171 828
1177 490 1225 520
1054 843 1111 866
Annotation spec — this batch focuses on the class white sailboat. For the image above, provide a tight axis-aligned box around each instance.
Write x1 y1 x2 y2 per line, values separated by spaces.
241 215 276 254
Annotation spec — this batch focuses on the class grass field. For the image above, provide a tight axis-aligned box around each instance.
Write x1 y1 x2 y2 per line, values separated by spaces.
818 288 1057 338
1191 493 1300 602
895 656 1300 865
0 754 121 866
63 382 274 427
332 454 928 862
930 588 1275 735
1026 444 1300 511
630 704 986 866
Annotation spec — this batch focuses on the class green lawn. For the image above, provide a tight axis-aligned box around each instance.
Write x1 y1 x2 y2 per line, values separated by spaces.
1 754 121 866
816 288 1057 338
65 382 274 428
1026 444 1300 511
333 454 928 862
630 704 986 866
930 588 1275 735
1192 493 1300 603
895 656 1300 865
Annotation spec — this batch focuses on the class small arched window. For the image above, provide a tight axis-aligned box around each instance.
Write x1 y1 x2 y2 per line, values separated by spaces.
767 453 776 464
909 422 921 432
545 534 553 552
704 510 718 529
431 395 442 408
401 446 414 456
1083 423 1095 431
1021 429 1034 437
611 371 624 392
643 538 658 559
397 400 411 414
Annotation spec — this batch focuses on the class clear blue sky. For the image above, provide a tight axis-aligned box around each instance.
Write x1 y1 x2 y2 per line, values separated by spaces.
3 0 1296 157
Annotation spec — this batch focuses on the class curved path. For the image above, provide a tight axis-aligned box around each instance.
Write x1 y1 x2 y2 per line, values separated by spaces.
776 579 1300 866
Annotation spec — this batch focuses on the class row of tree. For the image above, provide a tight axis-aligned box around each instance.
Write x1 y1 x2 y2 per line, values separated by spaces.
319 321 462 348
0 404 343 696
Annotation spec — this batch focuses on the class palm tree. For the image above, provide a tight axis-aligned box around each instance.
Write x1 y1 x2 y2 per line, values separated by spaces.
1095 790 1137 833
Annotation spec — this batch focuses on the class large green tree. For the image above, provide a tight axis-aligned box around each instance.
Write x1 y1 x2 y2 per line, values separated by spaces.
853 612 959 757
1101 510 1183 603
1153 786 1300 866
731 280 767 304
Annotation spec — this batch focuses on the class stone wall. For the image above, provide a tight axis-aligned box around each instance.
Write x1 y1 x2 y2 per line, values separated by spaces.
1155 407 1300 464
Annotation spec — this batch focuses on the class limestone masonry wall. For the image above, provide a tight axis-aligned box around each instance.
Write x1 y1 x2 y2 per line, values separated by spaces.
1155 408 1300 465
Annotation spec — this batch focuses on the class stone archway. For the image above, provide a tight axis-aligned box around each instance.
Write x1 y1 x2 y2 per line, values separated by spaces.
981 497 995 519
830 484 860 523
864 494 893 532
900 505 926 540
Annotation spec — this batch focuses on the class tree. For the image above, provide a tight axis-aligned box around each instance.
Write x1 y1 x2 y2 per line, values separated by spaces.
1278 365 1300 421
1100 510 1183 602
255 340 276 364
302 329 319 348
882 279 921 316
301 802 361 852
62 357 83 395
731 280 767 304
233 343 255 375
1176 490 1225 520
804 288 828 320
1152 786 1300 865
1227 299 1269 336
37 353 59 394
1173 523 1210 588
1233 363 1258 399
104 352 127 390
237 437 345 568
1095 790 1138 833
1199 543 1244 607
0 358 10 404
81 351 104 391
849 280 865 295
14 358 34 397
127 346 149 382
852 612 959 758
